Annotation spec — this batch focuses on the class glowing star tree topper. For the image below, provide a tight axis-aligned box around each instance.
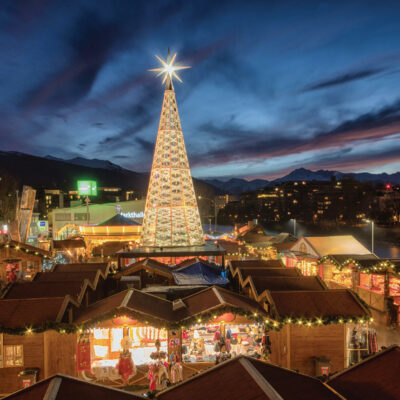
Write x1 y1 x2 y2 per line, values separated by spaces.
148 49 190 87
140 51 204 247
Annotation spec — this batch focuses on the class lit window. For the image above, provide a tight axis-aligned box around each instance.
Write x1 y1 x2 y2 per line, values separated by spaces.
4 345 23 367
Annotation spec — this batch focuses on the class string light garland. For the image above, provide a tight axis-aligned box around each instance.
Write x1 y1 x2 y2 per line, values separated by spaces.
0 306 372 336
0 242 49 259
319 255 399 274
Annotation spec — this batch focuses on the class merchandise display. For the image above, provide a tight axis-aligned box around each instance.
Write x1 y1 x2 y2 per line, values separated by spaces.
182 323 263 363
91 326 168 368
331 267 353 288
346 324 377 366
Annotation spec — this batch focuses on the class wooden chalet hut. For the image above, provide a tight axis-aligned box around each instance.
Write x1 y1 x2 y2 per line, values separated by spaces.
71 286 268 387
319 254 400 325
0 241 50 285
0 297 79 394
284 236 372 276
265 290 372 375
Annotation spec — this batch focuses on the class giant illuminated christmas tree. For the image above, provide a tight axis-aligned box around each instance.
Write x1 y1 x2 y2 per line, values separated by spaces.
140 51 205 247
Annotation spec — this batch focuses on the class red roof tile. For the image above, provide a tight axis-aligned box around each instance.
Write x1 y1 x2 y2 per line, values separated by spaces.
327 345 400 399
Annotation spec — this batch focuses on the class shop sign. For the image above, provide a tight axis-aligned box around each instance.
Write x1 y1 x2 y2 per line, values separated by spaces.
321 366 329 376
112 316 138 325
214 313 235 323
22 379 32 388
76 342 91 372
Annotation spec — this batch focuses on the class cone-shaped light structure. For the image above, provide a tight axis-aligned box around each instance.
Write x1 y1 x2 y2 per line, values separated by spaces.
140 51 204 247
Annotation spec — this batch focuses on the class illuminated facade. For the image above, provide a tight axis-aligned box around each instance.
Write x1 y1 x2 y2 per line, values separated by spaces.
141 52 204 247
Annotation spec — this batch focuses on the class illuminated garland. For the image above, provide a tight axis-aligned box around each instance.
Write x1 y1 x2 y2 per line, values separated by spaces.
319 255 399 274
0 304 372 336
0 242 49 259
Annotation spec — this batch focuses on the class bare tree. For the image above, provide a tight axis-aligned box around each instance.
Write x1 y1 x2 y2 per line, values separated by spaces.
0 172 18 223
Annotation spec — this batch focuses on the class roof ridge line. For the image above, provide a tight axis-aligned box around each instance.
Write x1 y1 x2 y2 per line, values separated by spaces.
238 358 284 400
43 376 62 400
328 345 399 382
121 289 134 307
212 286 225 304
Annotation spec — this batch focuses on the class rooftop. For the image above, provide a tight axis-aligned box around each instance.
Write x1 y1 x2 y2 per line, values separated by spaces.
0 297 74 329
2 374 144 400
269 289 370 320
327 345 400 400
249 276 327 294
156 356 343 400
230 259 284 269
302 235 371 257
74 286 266 326
117 242 226 258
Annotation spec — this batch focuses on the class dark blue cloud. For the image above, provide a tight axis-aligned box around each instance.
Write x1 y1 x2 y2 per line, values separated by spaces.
1 0 400 179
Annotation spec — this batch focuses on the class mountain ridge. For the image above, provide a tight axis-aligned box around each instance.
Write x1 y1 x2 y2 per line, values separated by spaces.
1 151 399 195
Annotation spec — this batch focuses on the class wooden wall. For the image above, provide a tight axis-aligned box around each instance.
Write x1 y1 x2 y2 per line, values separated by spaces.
43 331 77 377
268 325 289 369
0 332 78 395
0 333 44 394
289 324 345 376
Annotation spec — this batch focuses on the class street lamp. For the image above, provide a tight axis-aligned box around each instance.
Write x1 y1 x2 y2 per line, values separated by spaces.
291 218 296 237
198 195 218 233
365 219 375 254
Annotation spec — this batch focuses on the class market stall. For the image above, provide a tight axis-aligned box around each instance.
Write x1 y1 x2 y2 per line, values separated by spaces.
181 314 264 363
73 287 268 387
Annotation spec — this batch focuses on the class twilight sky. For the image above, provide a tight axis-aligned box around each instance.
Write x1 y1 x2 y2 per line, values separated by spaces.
1 0 400 180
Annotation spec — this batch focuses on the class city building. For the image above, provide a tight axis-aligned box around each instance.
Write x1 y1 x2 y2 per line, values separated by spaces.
51 200 145 239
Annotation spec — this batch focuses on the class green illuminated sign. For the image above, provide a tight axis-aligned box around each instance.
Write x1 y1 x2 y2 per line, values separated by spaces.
77 180 97 196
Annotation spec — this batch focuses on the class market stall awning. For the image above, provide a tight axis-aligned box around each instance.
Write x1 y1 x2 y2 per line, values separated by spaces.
172 261 229 286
